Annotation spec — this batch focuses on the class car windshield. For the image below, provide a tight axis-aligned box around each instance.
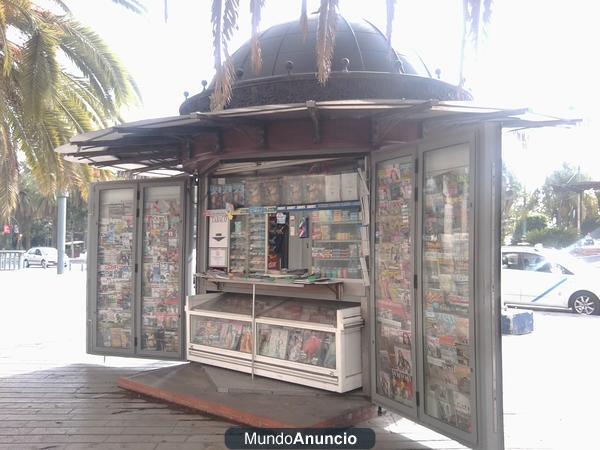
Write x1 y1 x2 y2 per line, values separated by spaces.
547 251 594 274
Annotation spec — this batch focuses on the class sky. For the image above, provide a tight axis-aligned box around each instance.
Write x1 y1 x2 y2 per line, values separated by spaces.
62 0 600 190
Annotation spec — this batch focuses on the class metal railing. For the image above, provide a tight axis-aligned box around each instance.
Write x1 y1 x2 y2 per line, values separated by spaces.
0 250 26 271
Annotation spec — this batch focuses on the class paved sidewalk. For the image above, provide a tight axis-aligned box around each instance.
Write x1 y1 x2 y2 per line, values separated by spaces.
0 269 464 449
0 362 466 450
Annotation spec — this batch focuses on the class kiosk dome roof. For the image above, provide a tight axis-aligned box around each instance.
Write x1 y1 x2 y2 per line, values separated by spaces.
179 15 470 113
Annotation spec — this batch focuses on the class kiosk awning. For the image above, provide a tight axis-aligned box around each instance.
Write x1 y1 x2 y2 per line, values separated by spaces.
55 100 579 174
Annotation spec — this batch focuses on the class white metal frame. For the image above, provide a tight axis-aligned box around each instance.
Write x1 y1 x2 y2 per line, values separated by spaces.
186 291 363 393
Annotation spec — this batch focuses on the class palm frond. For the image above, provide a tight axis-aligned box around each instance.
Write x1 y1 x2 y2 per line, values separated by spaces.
109 0 146 14
0 122 19 221
299 0 308 42
57 18 139 108
465 0 493 48
20 23 60 119
0 1 12 75
48 0 71 13
249 0 265 75
210 0 240 110
210 54 234 111
385 0 395 42
315 0 338 86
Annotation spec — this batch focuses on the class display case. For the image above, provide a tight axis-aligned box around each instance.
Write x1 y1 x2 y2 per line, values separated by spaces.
221 213 268 273
421 144 474 433
187 292 363 392
95 188 135 350
310 209 362 279
87 179 190 359
372 156 416 409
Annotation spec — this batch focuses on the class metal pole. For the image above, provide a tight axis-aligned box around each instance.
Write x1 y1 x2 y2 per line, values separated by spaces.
577 191 582 235
57 191 69 274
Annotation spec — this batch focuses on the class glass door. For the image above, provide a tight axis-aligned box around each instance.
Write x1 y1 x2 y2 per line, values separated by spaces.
90 186 136 355
371 147 418 418
420 143 475 440
138 183 186 358
371 126 504 450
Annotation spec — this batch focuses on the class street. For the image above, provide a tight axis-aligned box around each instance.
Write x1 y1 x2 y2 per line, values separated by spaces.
0 268 598 449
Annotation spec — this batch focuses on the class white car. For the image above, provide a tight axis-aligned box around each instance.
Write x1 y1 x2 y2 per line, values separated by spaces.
502 246 600 315
23 247 69 268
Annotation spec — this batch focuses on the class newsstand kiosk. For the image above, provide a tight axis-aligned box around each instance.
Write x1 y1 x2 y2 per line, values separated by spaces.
63 16 572 450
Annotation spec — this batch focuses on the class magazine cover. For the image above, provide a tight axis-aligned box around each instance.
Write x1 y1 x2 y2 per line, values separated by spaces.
245 179 262 206
286 330 305 362
341 172 359 200
325 174 341 202
303 175 325 203
261 177 281 205
209 184 223 209
300 331 323 364
392 370 413 402
378 371 392 398
239 328 253 353
260 326 289 359
222 184 233 206
394 347 412 375
283 176 304 205
323 340 336 368
232 182 245 207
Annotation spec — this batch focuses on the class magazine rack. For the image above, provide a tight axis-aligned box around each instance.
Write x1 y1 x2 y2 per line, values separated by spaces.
186 287 363 392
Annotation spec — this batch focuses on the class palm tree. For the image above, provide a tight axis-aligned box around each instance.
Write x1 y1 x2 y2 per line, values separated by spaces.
0 0 142 222
208 0 493 110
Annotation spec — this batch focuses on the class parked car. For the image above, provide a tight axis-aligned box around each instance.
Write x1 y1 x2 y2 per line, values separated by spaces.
502 245 600 315
23 247 69 268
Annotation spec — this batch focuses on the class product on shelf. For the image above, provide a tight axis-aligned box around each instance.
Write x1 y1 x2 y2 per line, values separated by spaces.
309 208 362 279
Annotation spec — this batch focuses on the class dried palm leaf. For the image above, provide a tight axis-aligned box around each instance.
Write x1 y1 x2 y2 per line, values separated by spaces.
250 0 264 75
299 0 308 42
315 0 338 86
386 0 395 42
211 0 239 110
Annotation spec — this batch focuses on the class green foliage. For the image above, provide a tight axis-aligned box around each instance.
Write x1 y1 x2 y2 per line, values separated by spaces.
512 213 549 244
524 227 579 249
0 0 140 221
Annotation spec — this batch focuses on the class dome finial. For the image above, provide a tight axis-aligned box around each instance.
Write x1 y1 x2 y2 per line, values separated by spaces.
435 68 441 79
285 60 294 75
201 80 208 91
394 59 404 74
341 58 350 72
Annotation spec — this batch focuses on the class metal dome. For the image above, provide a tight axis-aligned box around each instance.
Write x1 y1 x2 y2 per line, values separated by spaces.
227 15 429 80
180 15 470 114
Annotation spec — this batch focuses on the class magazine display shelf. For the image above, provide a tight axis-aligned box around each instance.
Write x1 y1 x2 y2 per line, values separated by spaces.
186 287 363 392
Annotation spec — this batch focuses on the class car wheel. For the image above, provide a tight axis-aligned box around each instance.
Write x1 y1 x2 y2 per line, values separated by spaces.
41 259 47 269
571 292 600 315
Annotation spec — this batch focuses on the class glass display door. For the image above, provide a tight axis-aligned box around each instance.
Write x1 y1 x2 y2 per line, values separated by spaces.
419 142 475 442
138 184 186 357
90 187 137 355
88 179 189 360
371 127 504 450
371 147 417 418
